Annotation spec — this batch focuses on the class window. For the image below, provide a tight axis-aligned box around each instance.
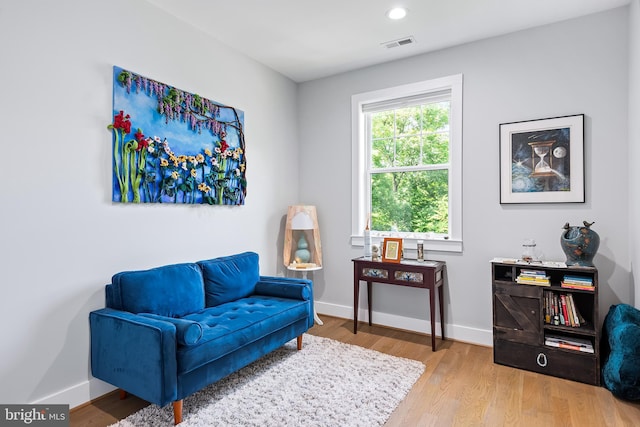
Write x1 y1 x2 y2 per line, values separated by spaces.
351 75 462 252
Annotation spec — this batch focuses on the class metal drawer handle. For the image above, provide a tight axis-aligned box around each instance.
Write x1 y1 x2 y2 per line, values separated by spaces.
536 353 547 367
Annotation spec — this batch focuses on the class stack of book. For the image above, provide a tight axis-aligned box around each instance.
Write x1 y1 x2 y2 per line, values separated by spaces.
516 269 550 286
543 290 586 327
545 334 594 353
561 275 594 291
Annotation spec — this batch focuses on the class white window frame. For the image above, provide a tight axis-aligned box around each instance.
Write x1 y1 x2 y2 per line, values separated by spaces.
351 74 463 253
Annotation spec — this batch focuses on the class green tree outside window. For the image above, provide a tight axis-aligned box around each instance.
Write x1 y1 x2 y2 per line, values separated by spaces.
369 102 450 234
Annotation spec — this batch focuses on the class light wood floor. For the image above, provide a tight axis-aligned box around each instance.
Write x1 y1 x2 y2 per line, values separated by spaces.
71 316 640 426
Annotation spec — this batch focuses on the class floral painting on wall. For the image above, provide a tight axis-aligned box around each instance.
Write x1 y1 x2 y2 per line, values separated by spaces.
109 66 246 204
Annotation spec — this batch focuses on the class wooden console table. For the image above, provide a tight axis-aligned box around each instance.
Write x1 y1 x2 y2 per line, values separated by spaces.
352 256 446 351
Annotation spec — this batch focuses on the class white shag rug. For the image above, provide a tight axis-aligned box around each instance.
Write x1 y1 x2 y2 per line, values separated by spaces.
110 334 425 427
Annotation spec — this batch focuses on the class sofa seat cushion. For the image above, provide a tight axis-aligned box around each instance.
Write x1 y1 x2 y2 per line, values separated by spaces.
177 296 309 374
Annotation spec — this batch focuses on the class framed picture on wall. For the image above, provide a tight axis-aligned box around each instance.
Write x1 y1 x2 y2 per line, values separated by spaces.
382 238 403 263
499 114 585 204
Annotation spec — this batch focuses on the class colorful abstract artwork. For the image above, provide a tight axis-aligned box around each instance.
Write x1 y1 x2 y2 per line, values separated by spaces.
109 66 246 204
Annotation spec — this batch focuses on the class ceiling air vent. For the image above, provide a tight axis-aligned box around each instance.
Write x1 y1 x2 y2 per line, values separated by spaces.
381 36 416 49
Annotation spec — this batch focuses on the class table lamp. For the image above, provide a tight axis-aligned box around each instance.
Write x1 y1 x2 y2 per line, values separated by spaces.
284 205 322 269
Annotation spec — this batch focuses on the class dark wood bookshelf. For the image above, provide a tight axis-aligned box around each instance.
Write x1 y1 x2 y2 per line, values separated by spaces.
492 261 600 386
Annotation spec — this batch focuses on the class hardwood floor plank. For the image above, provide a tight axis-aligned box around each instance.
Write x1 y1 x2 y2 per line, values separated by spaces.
71 316 640 427
484 365 521 426
455 346 494 426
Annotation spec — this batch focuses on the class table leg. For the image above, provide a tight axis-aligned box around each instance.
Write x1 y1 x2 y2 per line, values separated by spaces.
367 281 373 326
438 284 445 341
429 288 436 352
353 279 359 334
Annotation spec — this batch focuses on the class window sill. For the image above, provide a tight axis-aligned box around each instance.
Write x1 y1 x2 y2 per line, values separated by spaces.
351 235 462 253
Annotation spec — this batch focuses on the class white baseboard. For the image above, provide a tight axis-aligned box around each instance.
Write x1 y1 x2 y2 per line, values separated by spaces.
32 378 116 409
315 301 493 347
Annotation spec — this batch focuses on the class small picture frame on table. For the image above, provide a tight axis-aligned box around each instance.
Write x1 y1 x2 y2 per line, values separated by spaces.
382 238 403 263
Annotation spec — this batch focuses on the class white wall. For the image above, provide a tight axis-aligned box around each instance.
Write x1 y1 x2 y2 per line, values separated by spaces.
629 1 640 308
299 8 631 344
0 0 299 407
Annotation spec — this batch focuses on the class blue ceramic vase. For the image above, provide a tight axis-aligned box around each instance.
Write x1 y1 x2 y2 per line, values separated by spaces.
294 235 311 263
560 221 600 267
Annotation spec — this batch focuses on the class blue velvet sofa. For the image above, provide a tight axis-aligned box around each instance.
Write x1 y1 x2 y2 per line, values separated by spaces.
90 252 313 424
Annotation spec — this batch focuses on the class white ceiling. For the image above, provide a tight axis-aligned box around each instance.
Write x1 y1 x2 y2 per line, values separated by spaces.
146 0 630 82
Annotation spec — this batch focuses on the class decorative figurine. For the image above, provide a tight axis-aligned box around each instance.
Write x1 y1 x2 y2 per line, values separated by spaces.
371 245 380 261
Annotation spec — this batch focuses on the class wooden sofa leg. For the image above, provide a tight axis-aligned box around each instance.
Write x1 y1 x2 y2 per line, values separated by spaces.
297 335 303 350
173 400 183 425
119 389 127 400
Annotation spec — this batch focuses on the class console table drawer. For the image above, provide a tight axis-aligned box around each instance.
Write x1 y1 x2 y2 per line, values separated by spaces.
494 339 598 385
361 267 389 279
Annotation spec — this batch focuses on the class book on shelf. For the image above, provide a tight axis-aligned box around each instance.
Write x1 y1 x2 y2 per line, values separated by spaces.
561 283 595 291
563 275 593 284
544 291 551 324
567 294 580 328
561 294 574 327
561 282 595 291
520 269 546 276
517 278 550 286
545 334 594 353
543 291 585 327
560 294 570 326
545 291 564 325
516 270 550 286
561 275 594 290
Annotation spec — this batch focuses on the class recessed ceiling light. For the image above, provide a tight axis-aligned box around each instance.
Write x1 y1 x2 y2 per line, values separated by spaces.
386 7 407 20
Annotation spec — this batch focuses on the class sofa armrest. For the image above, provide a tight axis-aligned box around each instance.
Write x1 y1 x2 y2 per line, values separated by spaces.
90 308 178 406
255 276 312 301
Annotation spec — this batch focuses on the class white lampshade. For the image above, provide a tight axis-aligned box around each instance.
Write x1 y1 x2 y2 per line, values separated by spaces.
291 211 314 230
